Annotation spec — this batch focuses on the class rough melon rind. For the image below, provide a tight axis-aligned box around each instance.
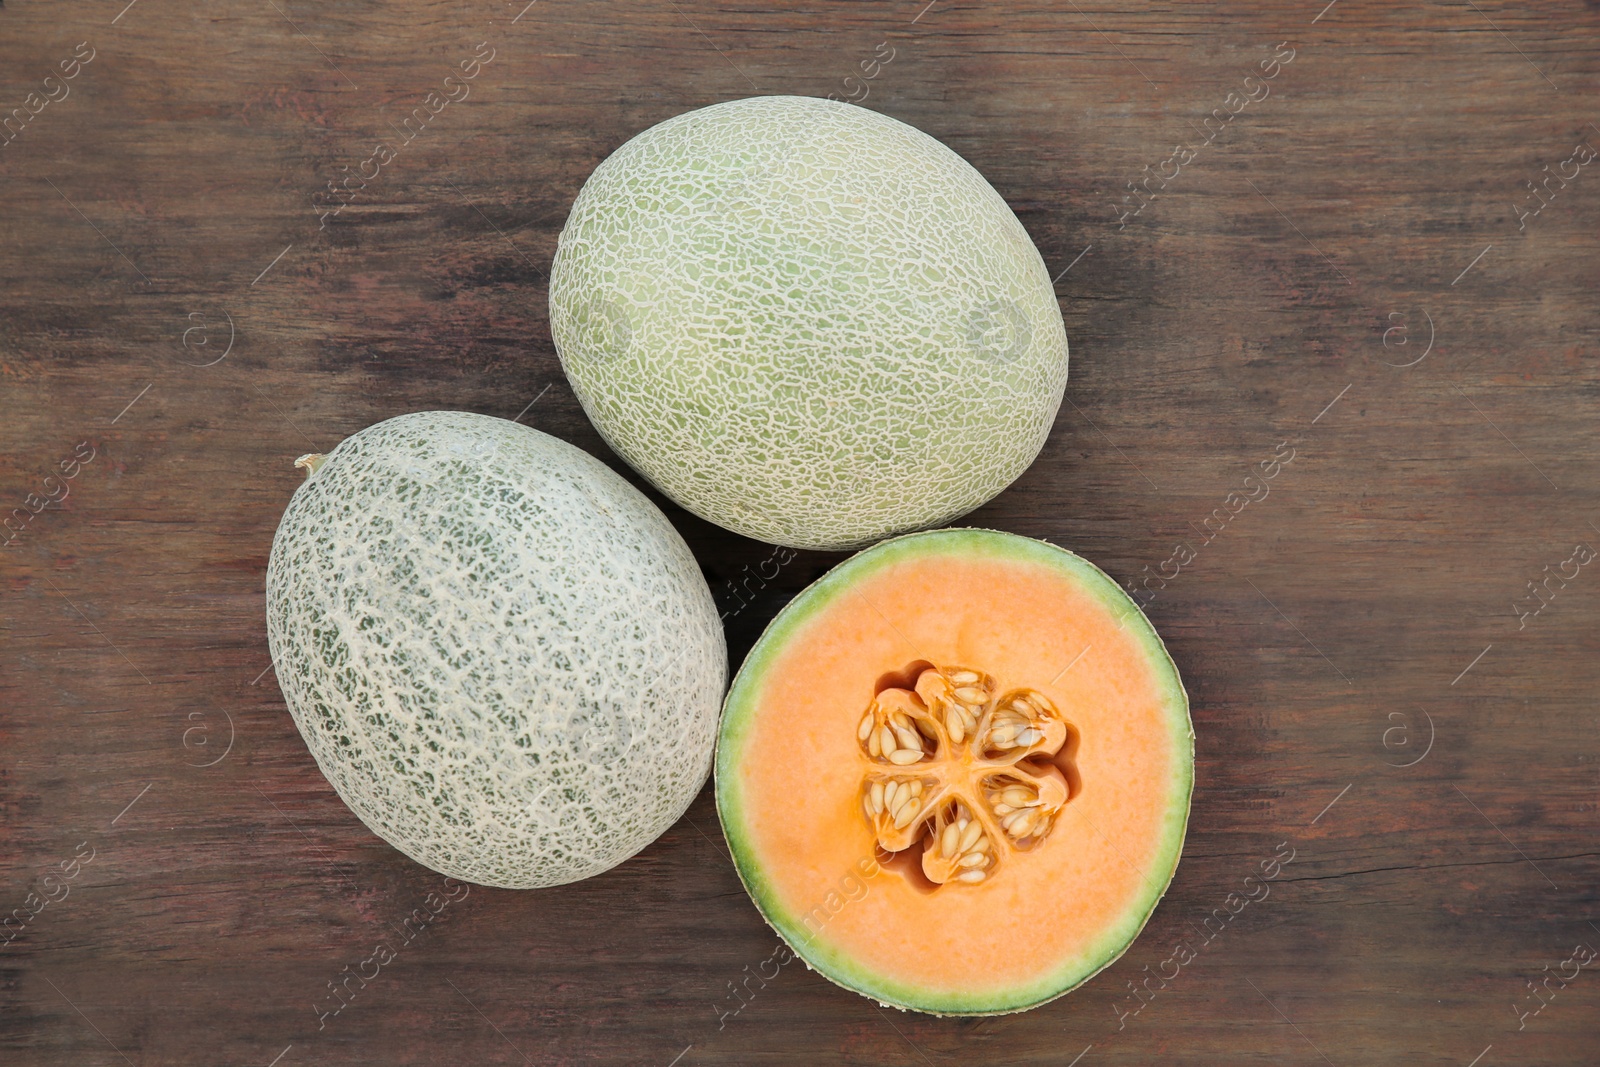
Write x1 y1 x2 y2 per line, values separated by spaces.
715 528 1192 1014
550 96 1070 551
266 411 727 889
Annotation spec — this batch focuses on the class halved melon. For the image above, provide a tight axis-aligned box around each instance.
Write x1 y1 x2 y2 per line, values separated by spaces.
715 528 1192 1014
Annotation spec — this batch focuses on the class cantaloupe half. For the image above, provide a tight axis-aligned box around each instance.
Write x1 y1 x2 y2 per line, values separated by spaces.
715 529 1192 1014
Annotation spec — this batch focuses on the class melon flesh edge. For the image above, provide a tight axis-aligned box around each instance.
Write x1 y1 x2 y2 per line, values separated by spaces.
715 528 1193 1014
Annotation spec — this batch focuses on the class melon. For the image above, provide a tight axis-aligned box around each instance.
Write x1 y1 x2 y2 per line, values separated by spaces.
549 96 1070 552
715 528 1191 1014
265 411 726 889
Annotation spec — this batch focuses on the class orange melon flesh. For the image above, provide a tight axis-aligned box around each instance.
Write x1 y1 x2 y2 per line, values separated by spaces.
715 528 1192 1015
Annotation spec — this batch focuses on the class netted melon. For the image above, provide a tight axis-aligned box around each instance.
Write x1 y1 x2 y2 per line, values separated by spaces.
716 528 1191 1013
550 96 1069 551
265 411 726 889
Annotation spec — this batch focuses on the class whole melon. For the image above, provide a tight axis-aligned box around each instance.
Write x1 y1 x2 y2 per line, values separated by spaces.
549 96 1069 552
265 411 726 889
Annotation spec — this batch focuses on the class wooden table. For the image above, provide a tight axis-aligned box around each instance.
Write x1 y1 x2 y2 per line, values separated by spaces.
3 1 1597 1063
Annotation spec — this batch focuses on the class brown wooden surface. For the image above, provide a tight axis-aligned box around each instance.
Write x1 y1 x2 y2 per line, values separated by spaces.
3 1 1599 1064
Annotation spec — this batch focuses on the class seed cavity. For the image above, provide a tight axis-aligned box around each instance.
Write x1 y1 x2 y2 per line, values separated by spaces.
983 770 1067 846
858 667 1076 890
918 801 996 886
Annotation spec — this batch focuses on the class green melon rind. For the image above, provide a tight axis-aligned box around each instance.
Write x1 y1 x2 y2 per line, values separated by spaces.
715 527 1192 1015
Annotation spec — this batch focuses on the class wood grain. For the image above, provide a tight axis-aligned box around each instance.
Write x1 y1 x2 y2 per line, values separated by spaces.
2 1 1598 1064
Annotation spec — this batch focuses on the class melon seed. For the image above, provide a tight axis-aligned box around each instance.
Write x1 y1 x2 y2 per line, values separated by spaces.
945 707 967 743
893 798 922 828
